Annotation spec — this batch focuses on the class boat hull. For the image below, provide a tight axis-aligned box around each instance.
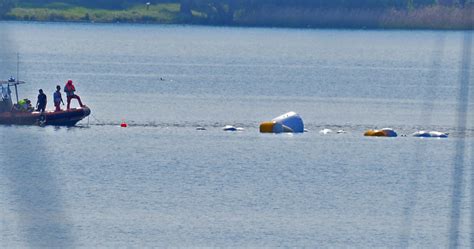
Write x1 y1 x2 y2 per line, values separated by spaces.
0 107 91 126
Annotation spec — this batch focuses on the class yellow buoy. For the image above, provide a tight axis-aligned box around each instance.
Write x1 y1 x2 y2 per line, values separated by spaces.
364 128 397 137
260 121 275 133
259 121 284 133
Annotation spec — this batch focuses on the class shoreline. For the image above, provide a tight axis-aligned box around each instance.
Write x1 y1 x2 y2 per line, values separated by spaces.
1 19 473 32
1 4 473 31
235 6 473 30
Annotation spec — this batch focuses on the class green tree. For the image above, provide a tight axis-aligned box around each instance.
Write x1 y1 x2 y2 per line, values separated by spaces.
179 0 254 24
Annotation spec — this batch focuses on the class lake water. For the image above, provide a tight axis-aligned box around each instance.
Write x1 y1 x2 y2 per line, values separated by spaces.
0 22 473 247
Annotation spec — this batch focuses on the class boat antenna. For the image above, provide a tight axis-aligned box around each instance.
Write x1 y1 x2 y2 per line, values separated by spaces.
16 53 19 82
14 53 20 103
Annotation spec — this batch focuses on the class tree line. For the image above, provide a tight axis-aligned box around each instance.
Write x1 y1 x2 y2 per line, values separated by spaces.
7 0 472 9
180 0 473 25
1 0 473 28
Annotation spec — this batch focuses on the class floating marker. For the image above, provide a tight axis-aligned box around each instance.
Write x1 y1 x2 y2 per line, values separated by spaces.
319 128 333 134
223 125 237 131
364 128 397 137
412 131 448 138
120 122 128 128
260 112 304 133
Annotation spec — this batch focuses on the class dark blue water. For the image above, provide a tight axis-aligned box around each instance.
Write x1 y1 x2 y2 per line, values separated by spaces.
1 22 473 247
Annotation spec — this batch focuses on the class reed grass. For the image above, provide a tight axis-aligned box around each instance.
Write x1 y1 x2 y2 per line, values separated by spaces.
237 5 474 30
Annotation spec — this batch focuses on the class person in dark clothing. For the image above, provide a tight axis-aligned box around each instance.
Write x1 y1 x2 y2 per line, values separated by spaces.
36 89 47 112
53 85 64 112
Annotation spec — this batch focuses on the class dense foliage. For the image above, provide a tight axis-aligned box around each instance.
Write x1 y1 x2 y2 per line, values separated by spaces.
178 0 472 25
2 0 473 29
12 0 473 10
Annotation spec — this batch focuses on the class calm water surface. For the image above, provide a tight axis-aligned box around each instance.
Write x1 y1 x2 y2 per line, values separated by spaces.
0 22 473 247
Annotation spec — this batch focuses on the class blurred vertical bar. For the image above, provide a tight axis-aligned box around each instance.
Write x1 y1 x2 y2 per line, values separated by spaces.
448 28 472 248
0 22 74 248
398 34 445 249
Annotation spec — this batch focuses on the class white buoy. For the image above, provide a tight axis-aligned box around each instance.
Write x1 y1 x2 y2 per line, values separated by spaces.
260 111 304 133
272 112 304 133
412 131 448 138
319 128 333 134
223 125 237 131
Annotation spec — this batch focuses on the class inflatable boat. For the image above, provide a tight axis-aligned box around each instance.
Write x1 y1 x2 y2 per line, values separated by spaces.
1 79 90 126
0 107 91 126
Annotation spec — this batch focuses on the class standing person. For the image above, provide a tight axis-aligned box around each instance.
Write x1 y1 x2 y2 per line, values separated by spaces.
36 89 47 112
53 85 64 112
64 80 84 110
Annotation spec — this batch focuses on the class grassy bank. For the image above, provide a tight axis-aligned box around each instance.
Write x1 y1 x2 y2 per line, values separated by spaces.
3 3 473 30
6 3 183 23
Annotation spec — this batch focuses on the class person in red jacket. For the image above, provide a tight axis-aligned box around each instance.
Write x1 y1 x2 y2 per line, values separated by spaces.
64 80 84 110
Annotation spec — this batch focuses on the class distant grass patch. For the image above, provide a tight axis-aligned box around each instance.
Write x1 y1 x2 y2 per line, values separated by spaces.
7 3 181 23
